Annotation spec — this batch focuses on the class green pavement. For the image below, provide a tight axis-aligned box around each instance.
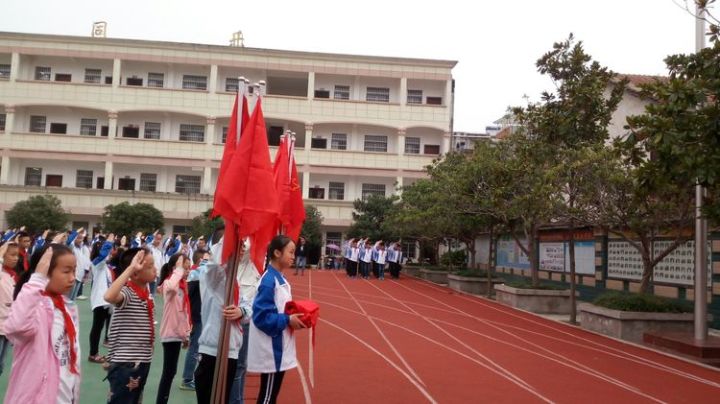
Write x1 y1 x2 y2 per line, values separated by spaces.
0 293 199 403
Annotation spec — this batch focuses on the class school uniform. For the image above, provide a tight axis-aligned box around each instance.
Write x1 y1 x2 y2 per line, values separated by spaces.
373 249 388 280
360 247 373 279
347 247 360 277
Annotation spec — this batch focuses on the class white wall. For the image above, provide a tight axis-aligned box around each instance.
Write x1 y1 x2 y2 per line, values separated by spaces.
314 74 355 99
407 79 446 105
357 76 401 103
13 107 107 134
10 158 103 187
404 128 443 154
19 55 113 83
121 61 170 88
216 67 266 93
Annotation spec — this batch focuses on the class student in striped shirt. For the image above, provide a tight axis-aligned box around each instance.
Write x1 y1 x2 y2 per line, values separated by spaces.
103 247 157 404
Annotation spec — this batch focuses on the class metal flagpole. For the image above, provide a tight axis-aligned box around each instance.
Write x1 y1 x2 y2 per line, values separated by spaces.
210 77 248 404
694 3 708 342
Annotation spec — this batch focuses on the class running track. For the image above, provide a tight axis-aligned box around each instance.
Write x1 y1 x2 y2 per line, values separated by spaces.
248 270 720 403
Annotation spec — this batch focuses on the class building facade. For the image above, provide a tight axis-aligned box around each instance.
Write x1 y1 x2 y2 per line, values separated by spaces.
0 31 456 251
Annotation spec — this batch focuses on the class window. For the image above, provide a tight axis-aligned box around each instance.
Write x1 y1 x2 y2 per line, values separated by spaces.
331 133 347 150
35 66 51 81
326 232 342 256
173 225 192 236
427 96 442 105
407 89 423 104
140 173 157 192
182 75 207 90
144 122 161 139
311 138 327 149
122 125 140 138
148 73 164 88
101 125 109 137
105 76 113 85
0 64 10 79
55 73 72 82
126 76 143 86
309 186 325 199
45 175 62 187
314 89 330 99
362 183 386 200
50 123 67 134
424 144 441 155
334 85 350 100
0 114 5 131
80 118 97 136
76 170 93 188
366 87 390 102
268 126 283 147
96 177 105 189
329 182 345 200
402 240 417 260
175 175 201 194
405 137 420 154
118 177 136 191
25 167 42 186
179 124 205 142
225 77 239 92
84 68 101 84
364 135 388 152
222 126 228 143
30 116 46 133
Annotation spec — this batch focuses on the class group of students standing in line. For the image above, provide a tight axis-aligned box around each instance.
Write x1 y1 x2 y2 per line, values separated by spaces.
0 224 307 404
343 238 403 280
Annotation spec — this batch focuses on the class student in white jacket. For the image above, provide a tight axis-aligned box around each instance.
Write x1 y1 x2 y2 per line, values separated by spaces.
247 235 307 404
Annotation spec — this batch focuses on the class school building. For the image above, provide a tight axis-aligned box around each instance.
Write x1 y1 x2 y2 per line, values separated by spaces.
0 30 456 255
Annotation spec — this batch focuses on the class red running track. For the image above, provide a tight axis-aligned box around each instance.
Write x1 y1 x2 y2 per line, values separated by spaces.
252 270 720 403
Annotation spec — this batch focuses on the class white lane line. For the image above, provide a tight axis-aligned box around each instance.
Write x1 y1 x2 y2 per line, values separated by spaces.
296 357 313 404
308 269 315 388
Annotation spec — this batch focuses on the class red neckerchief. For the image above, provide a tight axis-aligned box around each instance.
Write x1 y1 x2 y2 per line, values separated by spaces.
41 291 79 375
2 265 19 283
19 249 29 272
126 281 155 344
179 278 192 326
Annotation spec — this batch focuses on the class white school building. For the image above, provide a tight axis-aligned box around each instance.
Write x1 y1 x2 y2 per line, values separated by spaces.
0 30 456 255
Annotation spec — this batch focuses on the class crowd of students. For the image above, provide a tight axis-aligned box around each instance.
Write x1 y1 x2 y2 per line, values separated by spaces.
342 238 404 280
0 225 307 404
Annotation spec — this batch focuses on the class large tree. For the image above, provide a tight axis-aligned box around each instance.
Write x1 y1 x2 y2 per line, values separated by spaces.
300 205 323 264
5 195 69 233
102 202 164 236
190 209 223 239
347 194 399 242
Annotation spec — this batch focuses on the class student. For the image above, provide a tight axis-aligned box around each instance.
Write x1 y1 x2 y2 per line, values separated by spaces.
373 242 387 280
68 228 91 301
391 243 403 279
294 237 307 276
14 231 32 277
247 235 307 404
148 231 167 295
156 253 192 404
88 234 115 363
179 249 209 391
194 226 251 404
5 244 80 403
0 241 20 376
359 240 373 280
103 247 157 404
346 239 359 278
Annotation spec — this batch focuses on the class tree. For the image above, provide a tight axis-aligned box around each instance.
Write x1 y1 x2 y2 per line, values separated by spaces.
6 195 69 233
347 194 399 242
190 209 223 239
300 205 323 264
102 202 164 236
514 33 626 322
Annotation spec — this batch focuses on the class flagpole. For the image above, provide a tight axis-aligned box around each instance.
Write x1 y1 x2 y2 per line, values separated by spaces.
210 79 247 404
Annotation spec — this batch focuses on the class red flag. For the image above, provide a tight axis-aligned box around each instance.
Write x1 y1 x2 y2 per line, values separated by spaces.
215 98 280 269
273 136 306 241
211 94 249 219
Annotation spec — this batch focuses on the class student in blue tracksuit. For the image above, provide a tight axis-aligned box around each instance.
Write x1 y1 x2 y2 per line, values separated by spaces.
247 235 307 404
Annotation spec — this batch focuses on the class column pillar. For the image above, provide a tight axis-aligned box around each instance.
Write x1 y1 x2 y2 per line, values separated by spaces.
112 58 121 88
4 106 15 134
104 161 113 190
9 53 19 82
206 117 215 145
397 128 406 156
202 166 212 194
445 79 453 107
302 171 310 199
209 64 218 94
0 156 10 185
304 123 313 151
396 175 404 196
442 132 451 155
400 77 408 105
108 111 118 140
307 72 315 100
353 76 361 101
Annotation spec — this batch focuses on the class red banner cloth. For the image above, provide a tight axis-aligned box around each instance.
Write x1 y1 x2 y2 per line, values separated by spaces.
284 299 319 346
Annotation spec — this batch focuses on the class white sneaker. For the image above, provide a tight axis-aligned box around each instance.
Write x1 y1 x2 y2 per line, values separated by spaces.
76 296 88 301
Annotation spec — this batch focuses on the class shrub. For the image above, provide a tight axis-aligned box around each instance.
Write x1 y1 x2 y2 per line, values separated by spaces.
505 280 568 290
440 249 466 267
593 292 692 313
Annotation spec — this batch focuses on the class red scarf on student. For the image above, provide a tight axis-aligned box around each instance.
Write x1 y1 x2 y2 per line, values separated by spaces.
19 249 29 272
2 265 19 283
127 281 155 344
41 291 79 375
179 278 192 326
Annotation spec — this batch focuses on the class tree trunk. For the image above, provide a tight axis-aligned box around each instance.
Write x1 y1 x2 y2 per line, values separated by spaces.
639 239 653 294
467 238 477 269
529 226 540 287
487 228 495 298
568 221 577 325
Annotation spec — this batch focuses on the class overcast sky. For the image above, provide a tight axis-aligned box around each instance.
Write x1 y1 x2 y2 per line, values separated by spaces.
0 0 708 132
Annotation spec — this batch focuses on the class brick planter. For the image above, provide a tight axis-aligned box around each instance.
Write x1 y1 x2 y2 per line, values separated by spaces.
448 274 504 295
419 268 449 284
494 284 576 314
404 266 422 278
579 302 701 344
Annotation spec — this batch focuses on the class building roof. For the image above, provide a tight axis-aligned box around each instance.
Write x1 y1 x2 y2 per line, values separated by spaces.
0 31 458 69
613 74 667 94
